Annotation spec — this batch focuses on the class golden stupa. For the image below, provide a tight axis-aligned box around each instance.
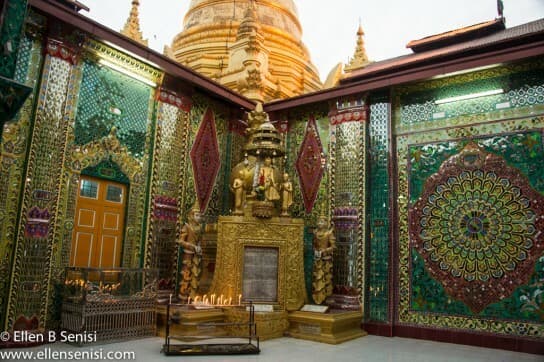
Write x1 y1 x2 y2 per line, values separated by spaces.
168 0 323 102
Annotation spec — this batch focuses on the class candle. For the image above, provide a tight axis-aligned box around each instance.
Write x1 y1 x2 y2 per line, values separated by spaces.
169 294 172 305
238 294 242 306
188 296 191 305
228 297 232 305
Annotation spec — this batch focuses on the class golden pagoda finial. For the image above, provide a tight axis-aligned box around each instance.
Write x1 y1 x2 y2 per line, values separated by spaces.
237 0 260 40
121 0 148 46
344 20 371 72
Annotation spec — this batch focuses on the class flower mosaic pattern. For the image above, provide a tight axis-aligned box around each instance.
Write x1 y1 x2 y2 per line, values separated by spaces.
410 142 544 313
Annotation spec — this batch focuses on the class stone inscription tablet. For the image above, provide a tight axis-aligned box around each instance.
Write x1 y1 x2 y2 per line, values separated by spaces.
242 246 278 302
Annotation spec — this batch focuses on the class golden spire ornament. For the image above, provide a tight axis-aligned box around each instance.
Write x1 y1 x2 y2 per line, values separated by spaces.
344 21 371 72
121 0 148 46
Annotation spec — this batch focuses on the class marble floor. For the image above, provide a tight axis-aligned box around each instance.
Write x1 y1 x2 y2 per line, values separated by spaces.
1 335 542 362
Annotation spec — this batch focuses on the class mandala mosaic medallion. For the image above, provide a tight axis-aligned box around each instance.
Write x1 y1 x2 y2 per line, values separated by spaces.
190 108 221 213
409 142 544 313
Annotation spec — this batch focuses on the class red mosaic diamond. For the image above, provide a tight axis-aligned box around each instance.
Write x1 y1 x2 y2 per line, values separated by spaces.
296 116 325 213
190 108 221 213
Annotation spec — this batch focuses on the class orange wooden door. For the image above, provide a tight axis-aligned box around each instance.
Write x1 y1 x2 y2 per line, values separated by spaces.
70 176 126 268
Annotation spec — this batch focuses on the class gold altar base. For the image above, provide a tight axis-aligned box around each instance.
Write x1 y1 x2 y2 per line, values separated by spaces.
224 308 289 340
287 311 367 344
156 306 225 338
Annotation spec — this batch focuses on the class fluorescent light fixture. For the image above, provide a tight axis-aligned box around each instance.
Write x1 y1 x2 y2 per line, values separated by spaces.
101 40 161 69
435 89 503 105
98 58 157 87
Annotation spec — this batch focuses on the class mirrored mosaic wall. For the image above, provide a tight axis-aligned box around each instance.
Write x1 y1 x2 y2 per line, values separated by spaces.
395 58 544 339
367 97 390 323
0 30 43 330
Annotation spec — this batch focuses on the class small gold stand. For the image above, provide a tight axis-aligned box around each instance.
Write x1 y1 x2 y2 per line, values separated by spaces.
156 305 226 338
287 311 367 344
224 308 289 340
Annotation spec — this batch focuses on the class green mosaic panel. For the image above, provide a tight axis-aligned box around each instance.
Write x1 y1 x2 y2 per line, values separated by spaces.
74 60 152 158
396 113 544 338
409 132 544 321
0 0 28 78
367 101 390 322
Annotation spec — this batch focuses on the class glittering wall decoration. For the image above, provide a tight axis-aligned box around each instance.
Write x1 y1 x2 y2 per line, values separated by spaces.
0 31 43 330
145 89 191 284
395 58 544 338
6 39 82 330
328 97 367 307
410 142 544 313
367 98 390 323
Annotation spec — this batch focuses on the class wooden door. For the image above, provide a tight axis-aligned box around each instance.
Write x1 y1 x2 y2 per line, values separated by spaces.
70 176 126 268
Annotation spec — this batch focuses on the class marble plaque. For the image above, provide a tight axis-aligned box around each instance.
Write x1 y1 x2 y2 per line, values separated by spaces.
242 246 278 302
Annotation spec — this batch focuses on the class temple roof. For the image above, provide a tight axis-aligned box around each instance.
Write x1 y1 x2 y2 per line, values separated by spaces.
342 18 544 84
406 18 506 52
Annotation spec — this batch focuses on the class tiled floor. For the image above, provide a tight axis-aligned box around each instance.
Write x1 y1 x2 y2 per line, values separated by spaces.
1 335 542 362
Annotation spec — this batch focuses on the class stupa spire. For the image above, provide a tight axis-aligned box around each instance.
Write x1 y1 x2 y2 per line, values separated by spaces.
121 0 148 46
344 21 370 72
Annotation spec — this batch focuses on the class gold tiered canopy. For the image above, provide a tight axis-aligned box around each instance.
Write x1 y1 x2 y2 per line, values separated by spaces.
169 0 323 102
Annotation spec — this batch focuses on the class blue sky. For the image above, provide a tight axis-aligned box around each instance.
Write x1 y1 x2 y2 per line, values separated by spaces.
83 0 544 82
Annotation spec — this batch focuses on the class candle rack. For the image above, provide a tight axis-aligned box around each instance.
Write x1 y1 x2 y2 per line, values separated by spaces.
162 301 260 355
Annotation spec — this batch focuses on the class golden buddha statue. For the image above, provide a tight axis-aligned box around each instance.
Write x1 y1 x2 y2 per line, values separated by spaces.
280 172 293 216
312 213 336 305
231 170 245 215
258 157 280 201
